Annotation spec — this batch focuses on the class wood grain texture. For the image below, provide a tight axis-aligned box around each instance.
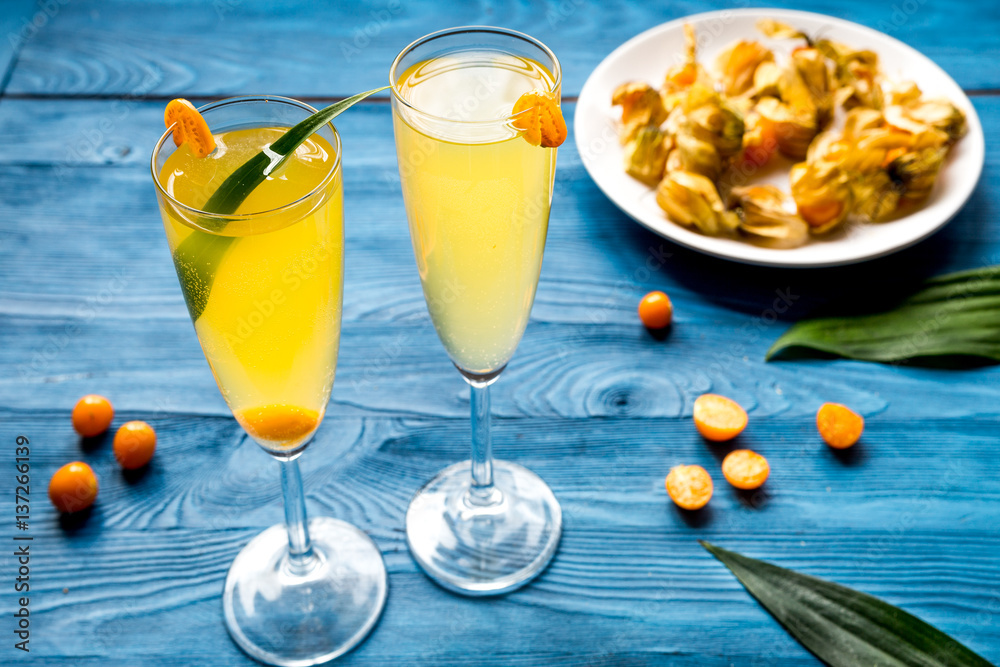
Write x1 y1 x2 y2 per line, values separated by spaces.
1 412 998 665
1 1 999 665
4 0 1000 97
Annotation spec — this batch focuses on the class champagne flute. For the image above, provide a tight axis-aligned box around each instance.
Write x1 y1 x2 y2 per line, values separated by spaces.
390 28 563 595
152 96 387 665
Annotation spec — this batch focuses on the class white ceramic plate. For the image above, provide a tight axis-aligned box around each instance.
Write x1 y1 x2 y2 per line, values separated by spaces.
575 8 985 267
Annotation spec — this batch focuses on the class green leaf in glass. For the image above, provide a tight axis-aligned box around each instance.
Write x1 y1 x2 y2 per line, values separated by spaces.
168 87 388 321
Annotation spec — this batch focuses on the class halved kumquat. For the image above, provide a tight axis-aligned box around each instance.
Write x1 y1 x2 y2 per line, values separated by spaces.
721 449 770 490
666 464 713 510
693 393 748 442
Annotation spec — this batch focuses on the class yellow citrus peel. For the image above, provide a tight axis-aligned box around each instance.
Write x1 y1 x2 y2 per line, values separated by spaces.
235 405 320 446
512 90 567 148
164 98 216 158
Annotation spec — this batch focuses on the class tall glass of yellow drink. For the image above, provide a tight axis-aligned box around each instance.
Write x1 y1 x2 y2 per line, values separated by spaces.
391 28 562 595
152 96 386 666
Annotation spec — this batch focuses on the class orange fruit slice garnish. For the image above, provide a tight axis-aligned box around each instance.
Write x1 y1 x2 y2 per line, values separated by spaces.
164 99 216 158
235 404 320 446
512 90 567 148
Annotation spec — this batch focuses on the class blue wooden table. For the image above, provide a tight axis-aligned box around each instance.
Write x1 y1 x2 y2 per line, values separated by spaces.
1 1 998 664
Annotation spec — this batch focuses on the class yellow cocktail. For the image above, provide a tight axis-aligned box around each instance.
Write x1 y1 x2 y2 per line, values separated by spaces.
391 27 563 596
393 53 556 375
152 96 386 666
159 126 342 453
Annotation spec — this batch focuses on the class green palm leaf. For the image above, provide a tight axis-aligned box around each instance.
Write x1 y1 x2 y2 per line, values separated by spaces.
767 265 1000 365
702 541 994 666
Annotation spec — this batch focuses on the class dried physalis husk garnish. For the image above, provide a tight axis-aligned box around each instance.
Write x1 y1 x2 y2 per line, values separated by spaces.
790 160 853 233
622 126 672 186
728 185 809 248
716 40 774 97
612 81 667 143
656 171 739 235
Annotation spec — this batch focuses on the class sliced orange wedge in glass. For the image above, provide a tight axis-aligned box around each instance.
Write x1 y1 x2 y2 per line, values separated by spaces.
235 404 320 447
164 98 216 158
512 90 567 148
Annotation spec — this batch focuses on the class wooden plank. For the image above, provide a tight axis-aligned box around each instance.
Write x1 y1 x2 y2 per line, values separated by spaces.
4 0 1000 97
2 411 998 664
0 0 39 92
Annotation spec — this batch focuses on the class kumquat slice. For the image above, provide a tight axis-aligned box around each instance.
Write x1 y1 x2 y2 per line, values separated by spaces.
693 393 748 442
164 98 217 158
721 449 770 490
666 464 713 510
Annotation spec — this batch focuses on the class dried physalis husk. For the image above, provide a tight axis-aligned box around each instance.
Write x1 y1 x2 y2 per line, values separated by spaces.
728 185 809 248
751 61 783 100
755 96 817 160
790 161 853 233
888 147 948 203
805 130 846 165
663 24 713 100
656 171 739 235
816 40 882 110
740 111 779 168
883 81 966 144
685 103 746 159
669 133 723 180
851 170 902 222
756 18 809 41
885 101 966 146
791 47 834 127
886 80 922 107
622 126 672 186
842 108 885 140
716 40 774 97
611 81 667 143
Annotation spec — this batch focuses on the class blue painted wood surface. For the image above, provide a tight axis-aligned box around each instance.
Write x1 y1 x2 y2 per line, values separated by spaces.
0 1 998 665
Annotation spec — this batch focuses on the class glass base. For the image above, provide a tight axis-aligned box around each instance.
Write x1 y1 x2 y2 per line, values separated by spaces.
406 459 561 596
223 517 388 666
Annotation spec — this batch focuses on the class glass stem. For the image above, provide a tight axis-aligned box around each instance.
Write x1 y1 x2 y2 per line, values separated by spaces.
279 457 317 574
468 380 498 505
